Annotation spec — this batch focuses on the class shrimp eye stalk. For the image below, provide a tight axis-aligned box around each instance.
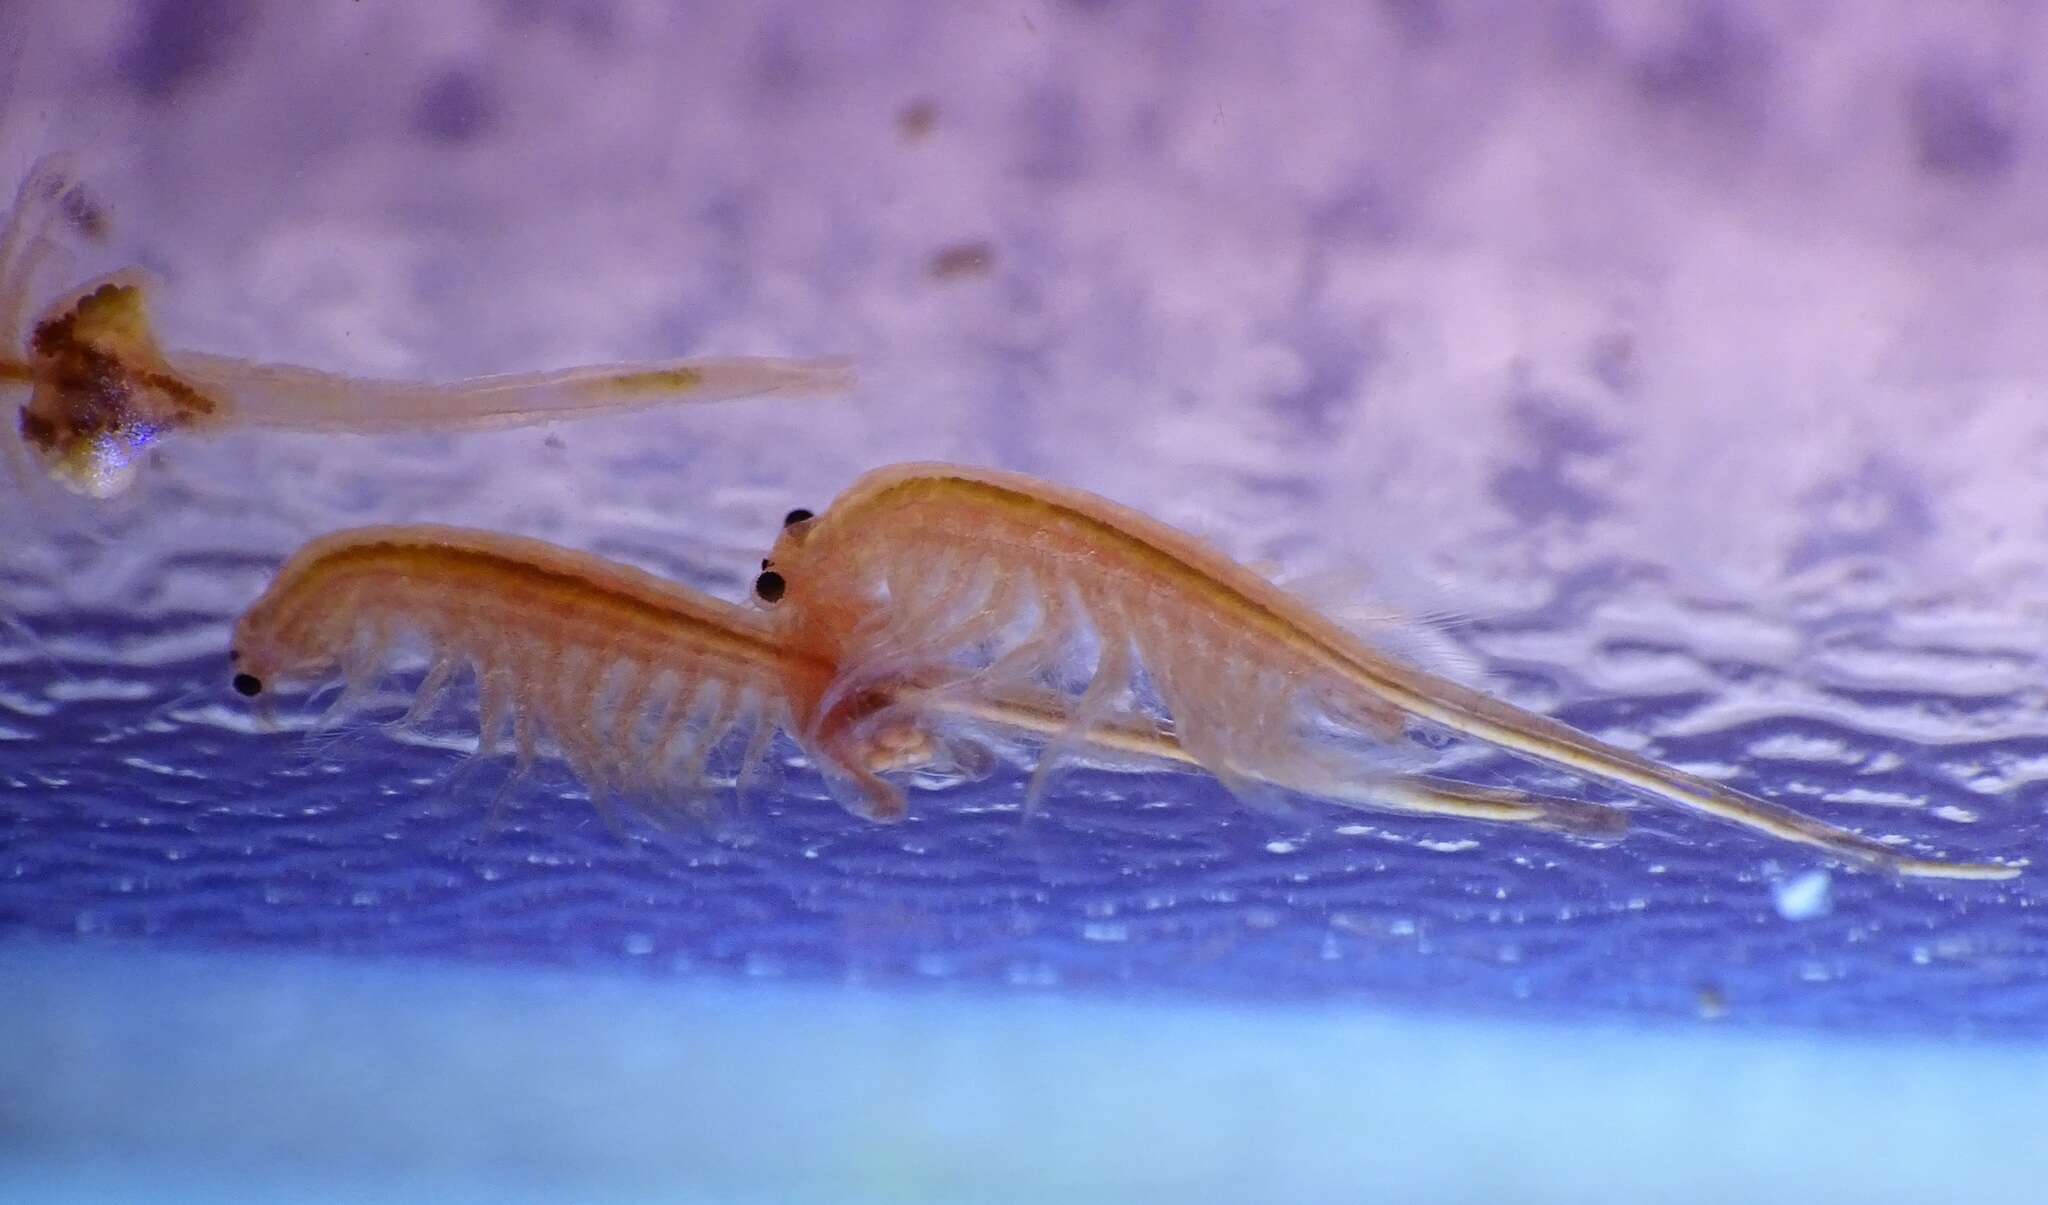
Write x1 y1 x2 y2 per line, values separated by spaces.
754 570 786 603
783 508 814 528
232 672 263 697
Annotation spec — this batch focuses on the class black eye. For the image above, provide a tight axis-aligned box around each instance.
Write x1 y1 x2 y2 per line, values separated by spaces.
232 672 263 697
754 570 786 603
783 508 814 528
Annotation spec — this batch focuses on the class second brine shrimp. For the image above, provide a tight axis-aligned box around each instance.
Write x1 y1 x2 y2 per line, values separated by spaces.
228 524 1625 838
753 462 2019 882
0 155 850 498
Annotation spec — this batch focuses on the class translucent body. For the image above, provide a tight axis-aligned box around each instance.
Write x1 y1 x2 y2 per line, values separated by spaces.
0 157 850 498
230 524 1627 836
231 526 816 822
758 462 2019 881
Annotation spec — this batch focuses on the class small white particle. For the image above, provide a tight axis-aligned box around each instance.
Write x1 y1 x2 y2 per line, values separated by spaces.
1773 870 1832 921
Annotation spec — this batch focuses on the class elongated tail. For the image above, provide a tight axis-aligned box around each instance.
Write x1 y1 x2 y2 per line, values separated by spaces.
167 351 854 434
1345 648 2018 880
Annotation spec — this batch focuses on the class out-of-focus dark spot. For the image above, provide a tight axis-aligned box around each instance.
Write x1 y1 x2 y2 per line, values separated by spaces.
121 0 256 100
1014 87 1088 183
1632 0 1772 124
412 67 498 147
750 25 810 107
1379 0 1448 48
1908 65 2016 183
898 98 939 143
928 240 996 282
1587 331 1639 395
1488 391 1622 524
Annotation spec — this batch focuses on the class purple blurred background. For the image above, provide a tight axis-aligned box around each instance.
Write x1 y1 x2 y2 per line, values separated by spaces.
9 4 2048 1201
2 0 2044 1031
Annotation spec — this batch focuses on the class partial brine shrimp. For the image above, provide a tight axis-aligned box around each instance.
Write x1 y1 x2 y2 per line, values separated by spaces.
754 463 2020 881
0 159 851 499
227 524 1627 838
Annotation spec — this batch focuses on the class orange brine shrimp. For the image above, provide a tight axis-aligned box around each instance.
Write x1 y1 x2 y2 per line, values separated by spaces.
754 463 2020 881
0 157 851 499
230 525 836 825
228 524 1627 838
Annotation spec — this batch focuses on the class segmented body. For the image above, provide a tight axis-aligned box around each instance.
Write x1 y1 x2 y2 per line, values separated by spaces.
757 462 2017 880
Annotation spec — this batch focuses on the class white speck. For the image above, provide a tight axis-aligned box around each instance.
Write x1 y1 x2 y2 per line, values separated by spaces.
1265 839 1298 854
1417 838 1479 854
1932 804 1978 824
1081 922 1128 942
1773 870 1832 921
623 933 654 956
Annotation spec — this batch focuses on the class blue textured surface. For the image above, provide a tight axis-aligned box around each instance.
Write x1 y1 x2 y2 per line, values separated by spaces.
4 1 2048 1198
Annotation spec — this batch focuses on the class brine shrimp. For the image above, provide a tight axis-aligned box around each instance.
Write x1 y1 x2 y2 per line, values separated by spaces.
230 525 847 827
754 463 2020 881
0 157 851 499
228 524 1626 839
